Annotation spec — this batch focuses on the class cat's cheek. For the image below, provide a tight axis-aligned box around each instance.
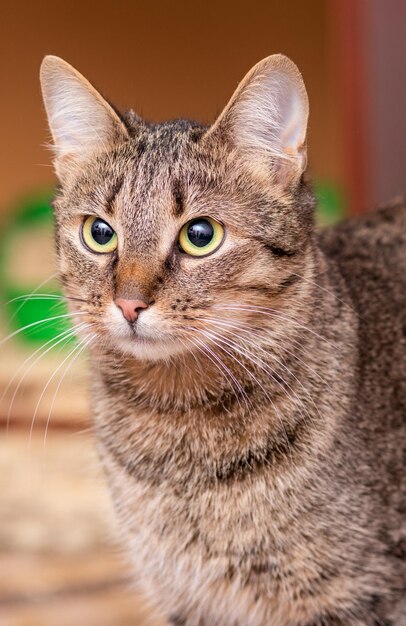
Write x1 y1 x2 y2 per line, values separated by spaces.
135 307 177 339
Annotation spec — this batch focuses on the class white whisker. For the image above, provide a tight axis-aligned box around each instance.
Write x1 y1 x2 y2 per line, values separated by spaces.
201 315 333 392
6 273 58 323
196 328 293 456
5 322 90 433
29 332 93 444
290 271 358 316
43 332 94 448
202 324 321 427
0 312 86 348
187 334 250 411
5 294 64 304
217 305 340 352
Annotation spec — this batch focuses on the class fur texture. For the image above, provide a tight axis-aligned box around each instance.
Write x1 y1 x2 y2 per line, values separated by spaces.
40 55 405 625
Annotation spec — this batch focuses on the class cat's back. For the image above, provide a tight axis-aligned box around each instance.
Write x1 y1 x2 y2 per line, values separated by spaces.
319 196 405 391
319 197 405 524
319 196 406 329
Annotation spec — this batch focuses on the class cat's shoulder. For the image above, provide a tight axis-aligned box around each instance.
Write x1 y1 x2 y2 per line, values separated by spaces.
318 195 406 331
318 195 406 267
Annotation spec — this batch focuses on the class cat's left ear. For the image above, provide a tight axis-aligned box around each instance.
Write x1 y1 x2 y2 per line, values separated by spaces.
40 55 129 181
207 54 309 187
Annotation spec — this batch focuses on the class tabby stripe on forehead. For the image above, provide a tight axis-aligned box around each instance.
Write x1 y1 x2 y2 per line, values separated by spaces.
105 176 124 214
172 180 184 216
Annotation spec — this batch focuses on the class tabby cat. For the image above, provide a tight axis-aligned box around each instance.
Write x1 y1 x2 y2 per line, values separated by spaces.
40 54 405 625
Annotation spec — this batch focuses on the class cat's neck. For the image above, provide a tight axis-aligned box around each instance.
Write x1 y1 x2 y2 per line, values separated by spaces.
91 251 359 486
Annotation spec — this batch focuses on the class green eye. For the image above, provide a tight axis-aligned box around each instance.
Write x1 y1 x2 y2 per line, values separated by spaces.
178 217 224 257
82 216 118 253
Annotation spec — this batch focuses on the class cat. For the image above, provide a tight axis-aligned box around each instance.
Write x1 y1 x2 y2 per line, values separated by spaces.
40 54 405 626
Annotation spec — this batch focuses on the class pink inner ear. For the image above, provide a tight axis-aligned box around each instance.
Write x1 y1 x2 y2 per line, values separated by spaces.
235 70 308 161
206 56 308 185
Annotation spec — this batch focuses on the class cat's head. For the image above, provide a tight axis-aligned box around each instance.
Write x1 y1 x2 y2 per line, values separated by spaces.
40 54 315 362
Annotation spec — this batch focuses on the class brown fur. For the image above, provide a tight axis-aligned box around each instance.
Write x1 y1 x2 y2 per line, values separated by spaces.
41 55 405 625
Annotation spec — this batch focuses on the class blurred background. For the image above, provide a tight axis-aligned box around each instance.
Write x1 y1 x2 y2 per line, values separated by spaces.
0 1 405 624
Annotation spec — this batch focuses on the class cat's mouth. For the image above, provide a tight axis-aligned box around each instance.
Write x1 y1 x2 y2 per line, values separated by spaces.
104 301 188 361
127 327 160 344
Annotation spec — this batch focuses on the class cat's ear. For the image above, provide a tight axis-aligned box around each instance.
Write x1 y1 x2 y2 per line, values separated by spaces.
207 54 309 187
40 55 129 180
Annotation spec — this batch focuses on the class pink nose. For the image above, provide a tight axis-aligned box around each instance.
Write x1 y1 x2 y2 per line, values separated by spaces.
115 298 148 323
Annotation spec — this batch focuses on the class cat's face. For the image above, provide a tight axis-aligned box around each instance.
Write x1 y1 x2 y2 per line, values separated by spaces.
42 55 314 362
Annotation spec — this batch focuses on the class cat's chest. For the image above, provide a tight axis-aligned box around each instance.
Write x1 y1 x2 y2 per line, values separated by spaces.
102 447 350 626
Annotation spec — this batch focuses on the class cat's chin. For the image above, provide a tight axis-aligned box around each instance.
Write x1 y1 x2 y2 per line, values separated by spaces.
113 335 187 362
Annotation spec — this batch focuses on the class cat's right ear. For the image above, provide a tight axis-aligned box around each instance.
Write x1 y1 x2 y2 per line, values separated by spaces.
40 56 129 181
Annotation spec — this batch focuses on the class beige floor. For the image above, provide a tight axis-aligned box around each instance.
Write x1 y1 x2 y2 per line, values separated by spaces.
0 341 164 626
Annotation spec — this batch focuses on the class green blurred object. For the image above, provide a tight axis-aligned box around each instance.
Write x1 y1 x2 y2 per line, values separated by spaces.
0 190 72 345
315 181 346 227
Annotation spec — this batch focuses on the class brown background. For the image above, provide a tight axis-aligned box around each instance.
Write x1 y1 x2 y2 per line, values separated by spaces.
2 1 405 216
1 0 344 212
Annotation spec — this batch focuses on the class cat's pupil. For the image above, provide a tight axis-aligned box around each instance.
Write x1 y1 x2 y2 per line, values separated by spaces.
187 219 214 248
91 218 114 245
